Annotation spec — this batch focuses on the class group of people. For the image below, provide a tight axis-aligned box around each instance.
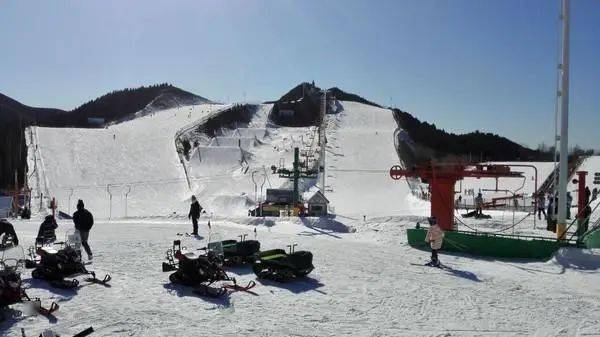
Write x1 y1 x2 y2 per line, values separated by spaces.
0 199 95 260
538 186 594 234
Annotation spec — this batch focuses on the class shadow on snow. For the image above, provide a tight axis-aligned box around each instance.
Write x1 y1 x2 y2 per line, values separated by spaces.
162 283 231 307
257 276 326 294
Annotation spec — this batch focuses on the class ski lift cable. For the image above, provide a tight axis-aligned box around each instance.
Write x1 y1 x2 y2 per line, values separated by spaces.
49 173 236 191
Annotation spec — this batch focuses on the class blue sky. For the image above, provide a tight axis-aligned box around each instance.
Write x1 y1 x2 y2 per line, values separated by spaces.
1 0 599 149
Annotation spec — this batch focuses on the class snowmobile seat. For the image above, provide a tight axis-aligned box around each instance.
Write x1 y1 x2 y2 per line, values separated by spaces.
261 254 287 261
256 249 287 259
235 240 260 257
288 251 313 270
220 240 238 249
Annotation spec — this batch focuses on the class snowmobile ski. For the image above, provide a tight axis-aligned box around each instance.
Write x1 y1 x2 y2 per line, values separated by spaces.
192 284 228 298
84 272 112 286
222 280 258 296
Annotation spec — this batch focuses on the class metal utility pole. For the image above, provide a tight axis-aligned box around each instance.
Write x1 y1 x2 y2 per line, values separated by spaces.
556 0 570 239
293 148 300 205
319 90 327 196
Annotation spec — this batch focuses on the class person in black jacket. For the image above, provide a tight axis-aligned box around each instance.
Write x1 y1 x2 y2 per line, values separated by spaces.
37 215 58 242
72 199 94 260
188 195 204 235
0 219 18 246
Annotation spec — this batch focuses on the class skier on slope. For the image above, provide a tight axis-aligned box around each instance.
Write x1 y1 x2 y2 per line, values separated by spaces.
37 215 58 243
0 219 18 246
188 195 205 236
424 217 444 267
72 199 94 260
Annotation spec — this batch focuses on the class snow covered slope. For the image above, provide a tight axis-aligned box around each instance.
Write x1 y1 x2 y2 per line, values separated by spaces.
184 104 318 216
324 101 420 218
27 104 226 218
29 100 415 219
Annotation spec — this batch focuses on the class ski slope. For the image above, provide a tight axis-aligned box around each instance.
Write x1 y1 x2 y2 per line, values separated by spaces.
183 104 319 216
28 99 421 219
324 101 421 218
3 216 599 336
26 104 225 219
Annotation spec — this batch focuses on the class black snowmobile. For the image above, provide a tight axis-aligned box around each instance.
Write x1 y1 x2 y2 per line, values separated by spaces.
25 231 110 289
21 326 94 337
162 237 255 297
0 242 59 319
207 234 260 266
252 244 314 282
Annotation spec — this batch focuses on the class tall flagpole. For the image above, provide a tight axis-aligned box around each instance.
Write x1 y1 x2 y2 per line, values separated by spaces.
556 0 570 239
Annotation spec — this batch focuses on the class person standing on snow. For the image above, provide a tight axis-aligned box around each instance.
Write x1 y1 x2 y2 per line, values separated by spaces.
0 219 19 246
475 192 484 216
546 195 555 231
424 217 444 267
37 215 58 242
72 199 94 260
188 195 204 236
537 194 546 220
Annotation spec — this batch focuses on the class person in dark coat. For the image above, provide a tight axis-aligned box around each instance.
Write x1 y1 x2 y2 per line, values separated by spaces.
0 219 18 246
578 205 592 237
585 186 591 206
72 199 94 260
188 195 204 235
37 215 58 242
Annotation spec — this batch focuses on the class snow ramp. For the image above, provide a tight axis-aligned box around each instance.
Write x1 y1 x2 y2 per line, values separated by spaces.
208 136 257 151
189 146 249 167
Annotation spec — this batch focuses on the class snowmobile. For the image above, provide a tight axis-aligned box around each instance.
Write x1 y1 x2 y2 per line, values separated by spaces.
25 230 111 289
0 242 59 319
252 243 314 282
207 234 260 266
162 235 255 297
21 326 94 337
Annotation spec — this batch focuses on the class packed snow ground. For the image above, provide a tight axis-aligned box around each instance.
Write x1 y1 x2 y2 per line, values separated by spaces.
2 215 599 337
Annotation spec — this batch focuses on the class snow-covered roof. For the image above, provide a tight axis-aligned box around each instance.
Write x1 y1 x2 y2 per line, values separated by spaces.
303 189 329 204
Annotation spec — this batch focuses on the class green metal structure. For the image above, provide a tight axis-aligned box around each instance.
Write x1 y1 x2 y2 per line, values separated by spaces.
275 147 318 205
406 227 574 259
583 228 600 249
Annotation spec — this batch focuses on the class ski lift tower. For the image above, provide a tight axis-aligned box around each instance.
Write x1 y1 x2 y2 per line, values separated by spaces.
390 162 524 231
273 147 318 206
